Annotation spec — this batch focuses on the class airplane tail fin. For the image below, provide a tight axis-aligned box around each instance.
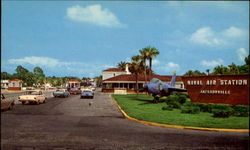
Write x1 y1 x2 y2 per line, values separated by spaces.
170 71 176 87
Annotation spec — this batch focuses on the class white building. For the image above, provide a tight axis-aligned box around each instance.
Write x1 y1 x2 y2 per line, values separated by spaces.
1 80 9 89
102 65 131 81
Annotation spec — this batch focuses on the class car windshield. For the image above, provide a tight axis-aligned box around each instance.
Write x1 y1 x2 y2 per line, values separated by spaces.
56 89 65 92
26 91 41 95
83 91 92 93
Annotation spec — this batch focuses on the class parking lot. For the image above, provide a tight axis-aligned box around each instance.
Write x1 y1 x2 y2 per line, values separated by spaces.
1 89 249 150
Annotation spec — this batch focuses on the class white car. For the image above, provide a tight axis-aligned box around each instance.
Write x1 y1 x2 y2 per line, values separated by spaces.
18 90 46 105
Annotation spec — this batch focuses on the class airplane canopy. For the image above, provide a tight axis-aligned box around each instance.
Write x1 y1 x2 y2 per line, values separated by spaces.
150 78 162 83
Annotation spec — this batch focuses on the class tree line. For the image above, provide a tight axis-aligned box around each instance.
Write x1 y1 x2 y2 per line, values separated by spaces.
1 65 101 87
183 55 249 76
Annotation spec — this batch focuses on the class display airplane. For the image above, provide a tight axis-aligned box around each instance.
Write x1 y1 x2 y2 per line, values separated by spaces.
140 72 187 101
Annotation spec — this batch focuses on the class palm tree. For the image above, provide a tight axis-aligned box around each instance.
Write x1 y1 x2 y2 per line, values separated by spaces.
117 61 127 71
228 63 239 74
129 55 144 94
205 69 210 75
213 65 227 75
183 70 194 76
139 49 150 84
142 46 160 74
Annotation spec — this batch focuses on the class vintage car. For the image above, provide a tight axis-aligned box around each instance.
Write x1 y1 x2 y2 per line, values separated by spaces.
1 94 15 111
69 88 81 95
53 89 70 98
80 90 94 99
18 90 46 105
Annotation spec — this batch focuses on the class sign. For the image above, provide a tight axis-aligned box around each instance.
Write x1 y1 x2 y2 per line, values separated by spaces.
182 75 249 105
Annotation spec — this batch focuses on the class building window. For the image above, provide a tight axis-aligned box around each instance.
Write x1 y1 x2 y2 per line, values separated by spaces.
113 73 115 77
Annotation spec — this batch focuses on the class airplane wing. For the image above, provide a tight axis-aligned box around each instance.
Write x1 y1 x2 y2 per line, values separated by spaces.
168 87 187 93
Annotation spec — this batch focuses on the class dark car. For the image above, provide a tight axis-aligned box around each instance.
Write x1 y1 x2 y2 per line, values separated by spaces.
80 90 94 99
69 88 81 95
53 89 70 98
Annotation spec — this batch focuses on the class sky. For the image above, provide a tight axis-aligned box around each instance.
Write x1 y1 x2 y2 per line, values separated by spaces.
2 1 249 78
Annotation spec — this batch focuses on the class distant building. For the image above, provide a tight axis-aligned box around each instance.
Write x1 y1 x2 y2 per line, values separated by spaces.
8 79 23 91
1 80 9 89
66 79 81 88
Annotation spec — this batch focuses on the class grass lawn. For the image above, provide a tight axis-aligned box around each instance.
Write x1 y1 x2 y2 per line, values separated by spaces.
112 94 249 129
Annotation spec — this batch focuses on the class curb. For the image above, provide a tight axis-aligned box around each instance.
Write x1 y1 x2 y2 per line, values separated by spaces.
111 96 249 133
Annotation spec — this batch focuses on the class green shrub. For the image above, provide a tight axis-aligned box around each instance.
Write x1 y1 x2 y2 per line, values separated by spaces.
196 103 213 113
166 94 181 109
167 100 181 109
232 105 249 117
181 105 200 114
211 104 232 110
162 105 173 111
183 101 196 107
166 94 179 102
178 94 187 104
212 107 234 118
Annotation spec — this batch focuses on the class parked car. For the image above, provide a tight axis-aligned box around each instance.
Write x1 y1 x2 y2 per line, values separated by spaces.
1 94 15 111
89 86 96 91
70 88 81 95
80 90 94 99
18 90 46 105
53 89 70 98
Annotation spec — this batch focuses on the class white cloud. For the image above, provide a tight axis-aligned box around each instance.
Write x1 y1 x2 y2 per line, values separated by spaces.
190 26 248 47
152 59 160 65
156 62 180 73
190 27 223 46
67 4 125 28
222 26 245 38
237 48 248 62
7 56 114 77
200 59 223 67
8 56 60 67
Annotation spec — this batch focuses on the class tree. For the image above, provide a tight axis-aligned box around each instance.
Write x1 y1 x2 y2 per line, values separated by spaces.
15 65 29 81
228 63 239 74
24 72 36 86
117 61 128 71
245 55 250 65
183 70 194 76
1 72 12 80
93 75 102 87
33 66 45 86
129 56 144 94
139 49 150 84
213 65 230 75
142 46 160 74
205 69 210 75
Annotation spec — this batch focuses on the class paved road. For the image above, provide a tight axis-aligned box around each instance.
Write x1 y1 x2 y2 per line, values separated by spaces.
1 89 249 150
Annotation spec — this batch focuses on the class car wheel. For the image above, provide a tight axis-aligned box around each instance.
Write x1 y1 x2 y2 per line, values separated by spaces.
22 101 25 105
43 100 46 103
37 101 40 105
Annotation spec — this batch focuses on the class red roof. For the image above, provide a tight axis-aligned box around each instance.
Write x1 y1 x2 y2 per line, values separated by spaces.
10 79 22 82
103 68 126 72
103 74 182 82
68 79 80 82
